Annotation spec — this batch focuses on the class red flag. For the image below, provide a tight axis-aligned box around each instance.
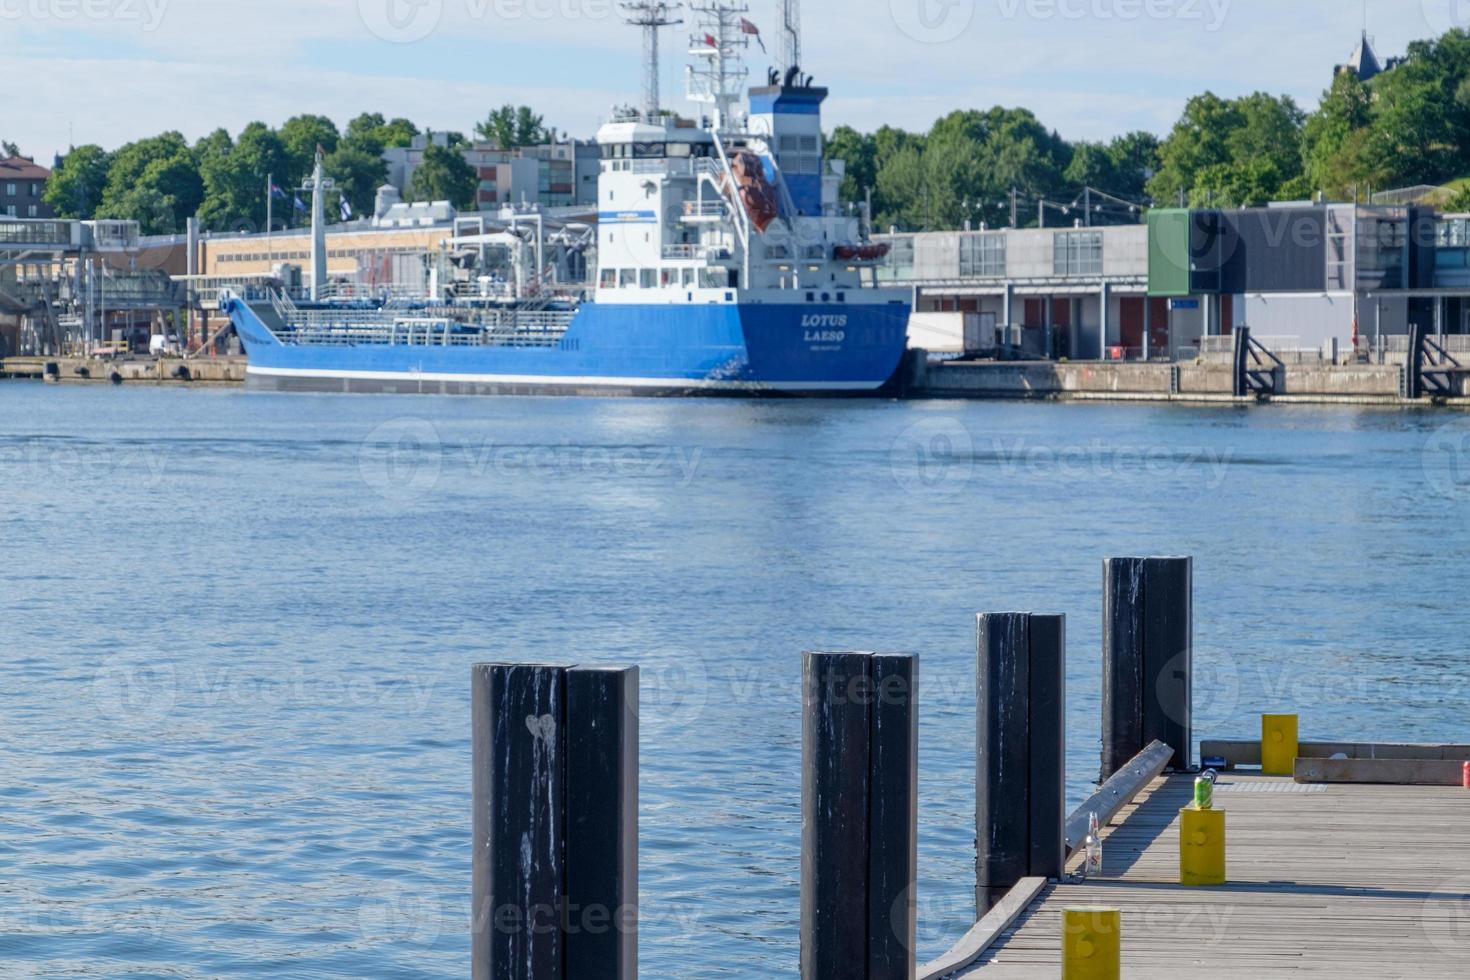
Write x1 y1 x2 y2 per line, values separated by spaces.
739 17 766 52
703 32 717 48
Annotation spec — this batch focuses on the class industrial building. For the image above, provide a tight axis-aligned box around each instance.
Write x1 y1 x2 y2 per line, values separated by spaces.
384 133 600 209
874 202 1470 361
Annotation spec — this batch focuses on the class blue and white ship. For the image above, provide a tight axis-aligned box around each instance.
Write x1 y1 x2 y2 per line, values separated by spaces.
221 0 910 396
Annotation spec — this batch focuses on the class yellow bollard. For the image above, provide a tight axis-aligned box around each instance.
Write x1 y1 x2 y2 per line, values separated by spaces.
1062 906 1121 980
1179 805 1227 886
1261 713 1299 776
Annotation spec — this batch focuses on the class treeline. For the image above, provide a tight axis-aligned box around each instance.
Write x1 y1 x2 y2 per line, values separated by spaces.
41 105 551 236
832 28 1470 230
29 28 1470 236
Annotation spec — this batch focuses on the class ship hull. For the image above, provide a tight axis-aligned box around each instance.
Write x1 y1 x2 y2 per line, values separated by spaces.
226 296 911 397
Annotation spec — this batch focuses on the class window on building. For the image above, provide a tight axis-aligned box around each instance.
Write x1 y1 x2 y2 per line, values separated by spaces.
959 233 1006 277
4 183 14 197
4 206 14 217
619 269 636 288
1053 231 1103 276
27 205 36 217
600 268 617 289
876 236 915 282
30 182 40 197
1326 208 1351 291
639 269 656 288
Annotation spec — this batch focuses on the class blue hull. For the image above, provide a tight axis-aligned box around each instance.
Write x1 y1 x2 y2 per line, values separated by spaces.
224 298 910 397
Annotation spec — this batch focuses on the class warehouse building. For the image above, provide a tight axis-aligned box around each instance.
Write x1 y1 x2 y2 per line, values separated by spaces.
875 202 1470 360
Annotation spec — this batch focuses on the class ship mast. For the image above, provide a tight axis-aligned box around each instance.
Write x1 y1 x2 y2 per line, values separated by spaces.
778 0 799 78
686 1 750 130
619 1 684 121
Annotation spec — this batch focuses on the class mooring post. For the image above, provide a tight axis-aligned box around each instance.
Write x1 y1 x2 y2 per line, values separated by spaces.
1232 326 1251 397
801 651 918 980
472 663 638 980
976 613 1066 914
1102 557 1192 781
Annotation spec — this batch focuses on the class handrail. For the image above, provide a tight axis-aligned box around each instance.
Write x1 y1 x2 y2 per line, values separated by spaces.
708 128 750 288
916 740 1173 980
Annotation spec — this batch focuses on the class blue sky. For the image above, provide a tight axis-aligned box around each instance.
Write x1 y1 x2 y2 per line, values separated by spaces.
1 0 1463 160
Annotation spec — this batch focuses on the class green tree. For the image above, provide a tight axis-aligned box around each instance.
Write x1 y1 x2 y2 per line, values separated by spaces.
825 125 876 206
279 114 341 186
324 142 388 219
95 132 202 233
198 122 289 231
44 144 111 218
1149 92 1304 206
408 140 477 209
475 105 548 148
343 113 419 156
1 140 19 157
1064 142 1118 193
1104 132 1161 201
1301 72 1374 197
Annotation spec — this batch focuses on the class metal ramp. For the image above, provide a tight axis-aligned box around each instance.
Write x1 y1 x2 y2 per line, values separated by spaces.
1406 325 1464 398
1231 326 1285 397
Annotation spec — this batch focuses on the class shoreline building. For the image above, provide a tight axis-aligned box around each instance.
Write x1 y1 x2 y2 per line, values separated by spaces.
384 133 600 209
0 156 54 220
874 202 1470 359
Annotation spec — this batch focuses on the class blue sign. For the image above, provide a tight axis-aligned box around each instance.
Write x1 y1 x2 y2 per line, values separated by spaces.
1169 299 1200 310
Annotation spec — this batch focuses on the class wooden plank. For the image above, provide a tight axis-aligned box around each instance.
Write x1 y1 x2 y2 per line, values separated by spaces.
915 878 1048 980
1064 740 1172 852
1295 756 1468 786
1201 739 1470 767
969 772 1470 977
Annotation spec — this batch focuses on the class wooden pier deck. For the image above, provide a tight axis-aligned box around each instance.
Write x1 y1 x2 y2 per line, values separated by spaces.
950 771 1470 977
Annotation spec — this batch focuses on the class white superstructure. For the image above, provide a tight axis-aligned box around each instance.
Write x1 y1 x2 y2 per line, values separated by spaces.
594 0 888 306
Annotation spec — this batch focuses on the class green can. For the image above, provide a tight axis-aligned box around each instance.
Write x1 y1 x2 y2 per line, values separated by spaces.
1193 774 1214 810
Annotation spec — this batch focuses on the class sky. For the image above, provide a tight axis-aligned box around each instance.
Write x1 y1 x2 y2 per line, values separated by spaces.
1 0 1466 160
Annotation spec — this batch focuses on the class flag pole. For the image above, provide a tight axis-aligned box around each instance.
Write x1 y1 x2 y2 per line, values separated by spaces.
266 172 273 265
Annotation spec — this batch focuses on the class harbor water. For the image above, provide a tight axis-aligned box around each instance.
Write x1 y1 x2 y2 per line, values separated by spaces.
2 383 1468 977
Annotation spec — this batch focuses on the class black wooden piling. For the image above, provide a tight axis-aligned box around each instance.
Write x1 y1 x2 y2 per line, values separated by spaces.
472 663 638 980
1102 557 1192 780
801 651 918 980
976 613 1067 914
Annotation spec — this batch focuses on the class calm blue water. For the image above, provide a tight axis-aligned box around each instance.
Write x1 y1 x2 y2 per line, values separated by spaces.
2 383 1468 977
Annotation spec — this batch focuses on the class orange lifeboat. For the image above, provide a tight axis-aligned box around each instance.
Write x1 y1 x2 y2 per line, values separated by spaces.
722 151 779 233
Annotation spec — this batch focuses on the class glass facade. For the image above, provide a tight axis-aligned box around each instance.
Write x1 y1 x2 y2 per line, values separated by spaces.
1053 231 1103 276
876 236 915 282
959 233 1006 277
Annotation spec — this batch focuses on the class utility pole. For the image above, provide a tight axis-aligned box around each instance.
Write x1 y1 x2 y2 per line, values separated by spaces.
1085 187 1092 227
1010 187 1018 229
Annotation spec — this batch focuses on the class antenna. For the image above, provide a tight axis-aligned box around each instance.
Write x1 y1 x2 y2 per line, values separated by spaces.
619 1 684 121
779 0 799 75
686 1 750 130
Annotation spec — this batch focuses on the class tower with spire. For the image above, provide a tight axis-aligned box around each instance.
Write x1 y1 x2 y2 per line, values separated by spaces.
1336 30 1403 84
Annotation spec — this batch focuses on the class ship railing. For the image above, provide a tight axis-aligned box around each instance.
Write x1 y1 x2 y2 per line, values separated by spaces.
276 308 576 348
682 200 727 218
663 243 715 260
